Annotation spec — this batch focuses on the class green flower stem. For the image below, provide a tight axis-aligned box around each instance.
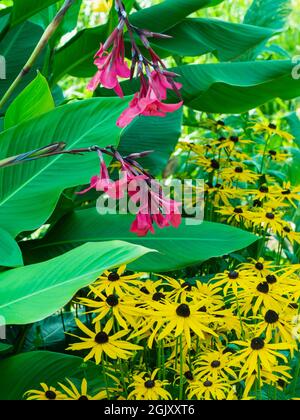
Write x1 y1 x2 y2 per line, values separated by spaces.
0 0 75 110
179 335 184 400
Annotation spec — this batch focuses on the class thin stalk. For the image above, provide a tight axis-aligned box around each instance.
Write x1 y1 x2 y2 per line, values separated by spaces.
0 0 75 110
179 335 184 400
257 359 262 400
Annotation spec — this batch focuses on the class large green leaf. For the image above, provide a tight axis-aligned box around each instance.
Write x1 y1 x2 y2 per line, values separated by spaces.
149 18 276 62
23 210 258 272
108 60 300 113
0 21 45 111
0 351 108 400
0 97 128 237
120 109 182 175
10 0 59 27
52 0 224 81
4 72 55 130
175 61 300 112
0 227 23 267
244 0 291 29
0 241 153 325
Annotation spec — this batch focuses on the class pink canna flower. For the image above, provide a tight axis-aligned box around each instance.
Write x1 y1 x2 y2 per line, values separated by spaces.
117 86 183 128
130 212 155 237
88 31 130 97
77 151 112 195
150 70 182 101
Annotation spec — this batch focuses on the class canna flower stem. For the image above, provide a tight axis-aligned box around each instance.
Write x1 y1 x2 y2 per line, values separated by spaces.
0 0 75 110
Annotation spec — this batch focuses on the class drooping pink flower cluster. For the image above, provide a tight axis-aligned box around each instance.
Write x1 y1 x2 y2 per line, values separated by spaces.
77 147 182 236
88 0 183 127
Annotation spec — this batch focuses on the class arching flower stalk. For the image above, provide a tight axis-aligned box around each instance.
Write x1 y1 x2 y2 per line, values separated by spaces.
88 0 183 126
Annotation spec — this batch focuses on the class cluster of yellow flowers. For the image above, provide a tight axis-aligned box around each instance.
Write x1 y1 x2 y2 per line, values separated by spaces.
26 260 300 400
25 117 300 401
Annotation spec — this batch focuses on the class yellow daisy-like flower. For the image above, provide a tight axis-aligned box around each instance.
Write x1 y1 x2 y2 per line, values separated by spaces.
194 349 238 381
265 149 291 162
238 258 274 278
138 300 217 348
158 274 195 301
235 279 289 315
193 281 224 310
254 309 295 343
243 364 292 398
210 269 253 296
91 265 144 296
78 287 144 329
193 156 222 173
215 135 253 151
221 164 259 184
187 378 232 400
128 369 171 400
233 337 292 378
248 184 278 202
274 181 300 208
58 378 108 400
251 121 294 142
250 208 284 235
24 384 66 400
67 319 142 364
280 224 300 245
216 205 251 225
205 182 241 207
92 0 113 13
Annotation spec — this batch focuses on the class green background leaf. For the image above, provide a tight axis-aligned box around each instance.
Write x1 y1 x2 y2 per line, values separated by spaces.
4 72 55 130
23 210 258 272
0 240 154 325
0 227 23 267
0 21 45 112
11 0 59 27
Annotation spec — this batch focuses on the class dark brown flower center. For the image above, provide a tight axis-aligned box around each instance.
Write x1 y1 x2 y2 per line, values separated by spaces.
106 294 119 307
211 360 221 368
235 166 243 173
182 282 192 291
268 150 277 156
268 123 277 130
211 159 220 170
255 262 264 270
78 395 89 401
230 136 239 143
184 371 194 380
204 380 213 387
217 120 225 126
259 186 269 193
176 304 191 318
152 292 165 302
234 207 243 214
144 380 155 389
283 226 291 233
266 274 277 284
228 271 239 280
45 391 57 400
140 286 150 295
251 337 265 350
108 272 120 282
264 310 279 324
266 212 275 220
95 332 109 344
281 189 291 195
256 282 269 294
